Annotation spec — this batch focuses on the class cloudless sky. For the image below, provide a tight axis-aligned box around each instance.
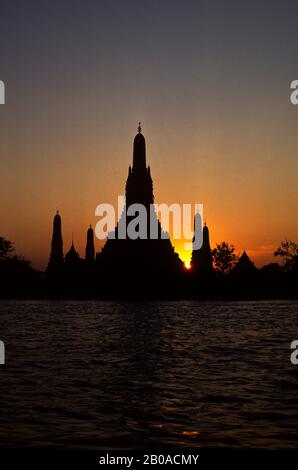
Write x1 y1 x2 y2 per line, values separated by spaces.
0 0 298 268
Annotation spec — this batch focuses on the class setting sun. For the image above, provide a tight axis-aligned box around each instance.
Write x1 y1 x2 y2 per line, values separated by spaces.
184 261 191 270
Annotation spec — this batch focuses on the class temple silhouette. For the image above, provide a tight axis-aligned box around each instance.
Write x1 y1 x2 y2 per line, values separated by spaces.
25 124 295 300
46 125 185 297
99 124 183 295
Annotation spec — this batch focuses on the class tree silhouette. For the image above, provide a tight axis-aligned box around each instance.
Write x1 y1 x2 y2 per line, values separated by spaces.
0 236 14 261
274 240 298 272
212 242 239 274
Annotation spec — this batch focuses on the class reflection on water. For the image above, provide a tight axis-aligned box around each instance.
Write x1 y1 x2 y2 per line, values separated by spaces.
0 300 297 448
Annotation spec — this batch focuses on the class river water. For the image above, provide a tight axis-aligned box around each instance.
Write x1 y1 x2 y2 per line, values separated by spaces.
0 300 297 448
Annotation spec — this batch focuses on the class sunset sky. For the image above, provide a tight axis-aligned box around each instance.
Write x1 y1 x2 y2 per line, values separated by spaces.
0 0 298 269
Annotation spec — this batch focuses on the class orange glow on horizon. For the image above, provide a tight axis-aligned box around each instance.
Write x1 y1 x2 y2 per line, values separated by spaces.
1 122 297 271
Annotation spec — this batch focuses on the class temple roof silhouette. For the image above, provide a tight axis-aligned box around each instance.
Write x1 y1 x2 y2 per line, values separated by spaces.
234 250 256 272
65 242 80 264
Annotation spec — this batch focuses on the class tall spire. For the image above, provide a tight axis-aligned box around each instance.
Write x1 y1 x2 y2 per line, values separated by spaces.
101 125 183 283
85 225 95 263
47 211 64 270
132 122 146 172
126 126 153 208
191 220 213 274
